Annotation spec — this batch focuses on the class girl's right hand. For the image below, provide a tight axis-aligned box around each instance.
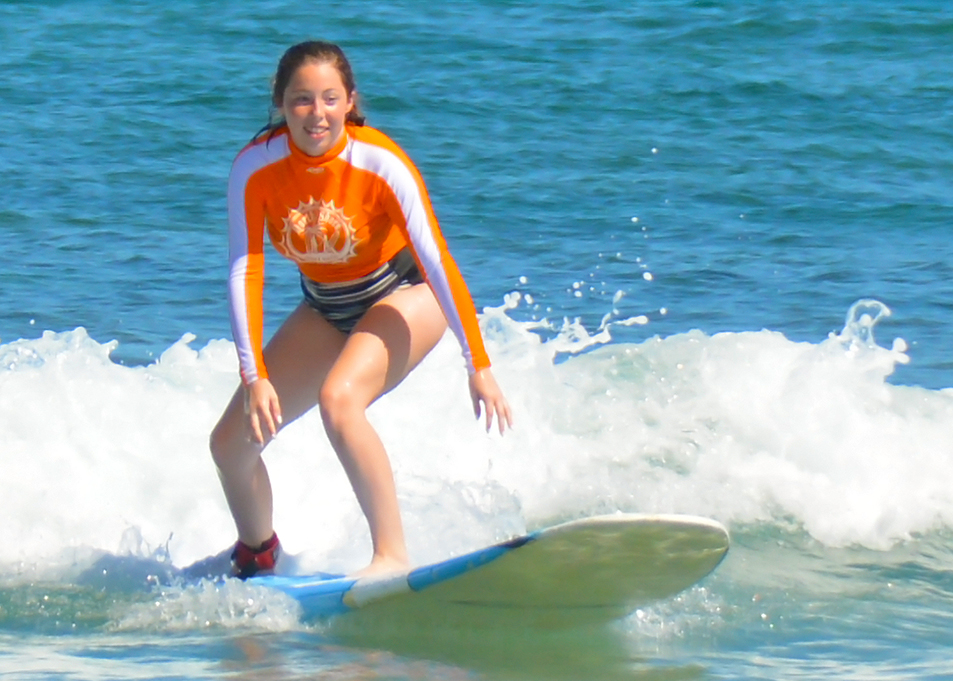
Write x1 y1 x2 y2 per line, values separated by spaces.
244 378 283 445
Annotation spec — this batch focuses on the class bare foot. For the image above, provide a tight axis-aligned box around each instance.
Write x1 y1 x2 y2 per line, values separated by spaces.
348 555 410 580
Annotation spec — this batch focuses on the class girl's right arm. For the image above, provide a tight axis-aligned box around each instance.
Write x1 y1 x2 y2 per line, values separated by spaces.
227 150 270 386
227 143 288 440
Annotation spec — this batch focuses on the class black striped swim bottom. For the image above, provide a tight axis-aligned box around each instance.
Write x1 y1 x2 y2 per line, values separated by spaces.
299 249 425 334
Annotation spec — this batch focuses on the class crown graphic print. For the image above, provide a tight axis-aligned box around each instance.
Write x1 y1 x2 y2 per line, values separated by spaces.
279 198 360 264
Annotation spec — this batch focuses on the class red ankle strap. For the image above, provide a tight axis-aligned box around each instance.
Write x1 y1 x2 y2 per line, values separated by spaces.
232 533 280 576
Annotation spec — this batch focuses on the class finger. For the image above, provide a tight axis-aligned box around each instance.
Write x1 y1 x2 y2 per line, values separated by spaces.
261 410 277 440
262 397 280 438
248 411 264 445
502 399 514 431
491 400 509 435
497 401 511 435
471 391 482 420
484 401 494 433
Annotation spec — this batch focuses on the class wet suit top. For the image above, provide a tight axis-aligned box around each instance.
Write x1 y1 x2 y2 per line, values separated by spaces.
227 123 490 384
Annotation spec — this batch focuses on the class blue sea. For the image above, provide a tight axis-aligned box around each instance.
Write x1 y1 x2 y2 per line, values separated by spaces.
2 1 953 678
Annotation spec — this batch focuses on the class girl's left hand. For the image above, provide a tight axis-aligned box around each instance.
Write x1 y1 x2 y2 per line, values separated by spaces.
468 368 513 434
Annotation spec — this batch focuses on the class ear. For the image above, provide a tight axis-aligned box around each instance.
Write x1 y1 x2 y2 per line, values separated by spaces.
347 91 356 113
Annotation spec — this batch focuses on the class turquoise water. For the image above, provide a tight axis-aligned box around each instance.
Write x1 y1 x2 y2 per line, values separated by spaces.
3 1 953 678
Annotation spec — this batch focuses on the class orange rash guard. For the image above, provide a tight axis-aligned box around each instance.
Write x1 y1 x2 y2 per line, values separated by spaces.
227 123 490 384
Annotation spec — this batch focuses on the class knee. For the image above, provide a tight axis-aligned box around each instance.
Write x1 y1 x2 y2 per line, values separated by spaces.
209 418 250 473
209 422 230 471
318 378 365 435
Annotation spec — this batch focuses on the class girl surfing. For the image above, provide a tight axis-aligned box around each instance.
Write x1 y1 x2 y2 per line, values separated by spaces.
209 40 512 579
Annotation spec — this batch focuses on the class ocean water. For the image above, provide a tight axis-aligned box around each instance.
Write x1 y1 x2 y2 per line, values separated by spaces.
2 0 953 678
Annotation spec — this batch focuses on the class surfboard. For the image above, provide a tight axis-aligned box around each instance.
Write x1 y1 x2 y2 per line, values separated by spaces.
252 513 729 628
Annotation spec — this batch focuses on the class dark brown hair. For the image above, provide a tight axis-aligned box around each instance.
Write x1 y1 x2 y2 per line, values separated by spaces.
256 40 365 141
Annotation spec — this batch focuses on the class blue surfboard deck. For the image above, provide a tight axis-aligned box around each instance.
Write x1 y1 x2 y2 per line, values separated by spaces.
252 513 729 628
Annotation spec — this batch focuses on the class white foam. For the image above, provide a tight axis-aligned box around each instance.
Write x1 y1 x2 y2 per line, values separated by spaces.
2 299 952 579
109 578 302 632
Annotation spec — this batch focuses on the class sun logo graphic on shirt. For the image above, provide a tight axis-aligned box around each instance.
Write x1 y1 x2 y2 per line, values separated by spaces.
278 198 360 264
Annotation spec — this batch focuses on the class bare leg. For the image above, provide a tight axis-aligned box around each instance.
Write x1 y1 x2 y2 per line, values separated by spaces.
210 284 446 575
209 303 347 547
210 387 276 545
319 283 447 576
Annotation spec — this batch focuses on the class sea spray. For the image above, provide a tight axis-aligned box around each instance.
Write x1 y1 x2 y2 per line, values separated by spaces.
3 299 953 588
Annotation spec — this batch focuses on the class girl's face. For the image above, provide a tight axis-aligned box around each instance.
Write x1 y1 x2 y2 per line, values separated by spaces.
278 60 354 157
